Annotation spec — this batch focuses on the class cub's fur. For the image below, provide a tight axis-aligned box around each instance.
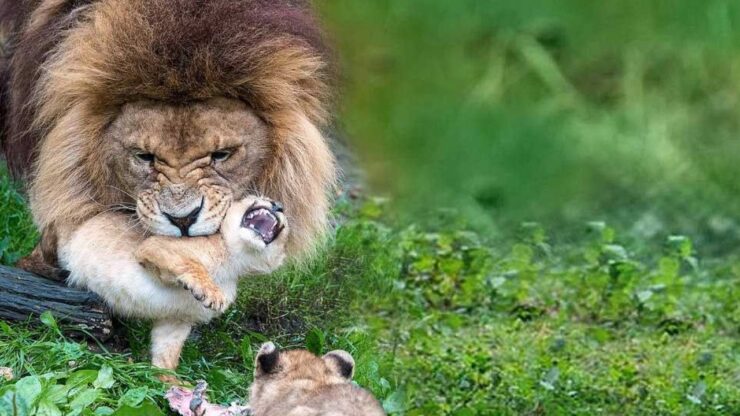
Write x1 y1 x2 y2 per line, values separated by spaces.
250 342 386 416
59 196 288 371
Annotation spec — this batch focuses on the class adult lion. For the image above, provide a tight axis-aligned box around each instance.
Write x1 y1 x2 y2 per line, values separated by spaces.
0 0 336 273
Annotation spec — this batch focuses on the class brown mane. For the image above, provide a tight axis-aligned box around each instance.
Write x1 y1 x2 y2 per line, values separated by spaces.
0 0 336 257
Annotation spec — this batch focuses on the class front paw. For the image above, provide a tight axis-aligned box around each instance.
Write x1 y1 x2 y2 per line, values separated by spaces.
177 273 228 313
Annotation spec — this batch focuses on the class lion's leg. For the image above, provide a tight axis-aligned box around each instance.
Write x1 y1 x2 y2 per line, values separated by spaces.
16 227 68 281
151 318 192 382
135 236 227 312
16 244 69 281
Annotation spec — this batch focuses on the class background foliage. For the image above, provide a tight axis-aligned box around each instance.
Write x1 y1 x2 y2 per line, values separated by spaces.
322 0 740 243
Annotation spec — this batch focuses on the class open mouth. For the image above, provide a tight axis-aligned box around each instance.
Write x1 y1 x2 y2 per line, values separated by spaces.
242 204 283 244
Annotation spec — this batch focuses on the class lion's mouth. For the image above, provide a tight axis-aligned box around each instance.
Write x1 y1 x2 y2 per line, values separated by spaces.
242 205 283 243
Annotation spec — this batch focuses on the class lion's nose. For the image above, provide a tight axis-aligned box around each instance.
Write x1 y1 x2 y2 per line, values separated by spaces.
163 203 202 237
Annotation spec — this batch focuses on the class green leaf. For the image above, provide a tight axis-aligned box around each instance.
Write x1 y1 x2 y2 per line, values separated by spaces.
8 393 31 416
93 366 115 389
44 384 71 405
602 244 628 261
94 407 115 416
111 400 165 416
244 331 269 343
66 370 99 390
117 387 148 408
40 311 58 331
240 336 254 369
305 328 325 355
0 237 9 259
67 370 98 396
667 235 692 258
539 367 560 391
206 368 238 393
0 321 13 335
0 390 21 416
687 380 707 405
636 290 653 303
60 342 85 361
511 244 533 263
69 388 99 410
382 388 406 414
15 375 43 408
36 400 63 416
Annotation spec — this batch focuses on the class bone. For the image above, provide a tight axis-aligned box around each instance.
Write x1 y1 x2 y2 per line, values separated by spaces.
166 381 251 416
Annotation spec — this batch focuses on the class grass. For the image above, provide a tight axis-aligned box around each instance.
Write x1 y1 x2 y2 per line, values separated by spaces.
1 191 738 414
3 1 740 414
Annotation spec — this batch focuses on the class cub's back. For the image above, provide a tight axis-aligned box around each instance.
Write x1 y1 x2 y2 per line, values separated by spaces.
297 383 386 416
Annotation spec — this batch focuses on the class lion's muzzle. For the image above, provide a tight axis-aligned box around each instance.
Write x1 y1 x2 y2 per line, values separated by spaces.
137 183 232 238
163 200 203 237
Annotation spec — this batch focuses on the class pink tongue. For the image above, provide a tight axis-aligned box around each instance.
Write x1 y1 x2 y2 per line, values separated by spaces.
245 212 278 242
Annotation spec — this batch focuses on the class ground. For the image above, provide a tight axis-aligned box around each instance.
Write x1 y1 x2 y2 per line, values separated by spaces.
2 1 740 415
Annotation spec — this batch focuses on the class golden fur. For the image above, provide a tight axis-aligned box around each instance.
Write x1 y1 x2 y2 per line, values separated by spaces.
250 343 386 416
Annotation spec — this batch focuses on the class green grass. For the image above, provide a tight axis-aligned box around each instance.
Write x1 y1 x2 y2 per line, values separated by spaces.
1 191 739 414
392 222 740 414
4 1 740 414
0 167 37 265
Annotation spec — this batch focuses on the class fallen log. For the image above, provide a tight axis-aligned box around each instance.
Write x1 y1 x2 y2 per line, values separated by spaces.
0 265 114 341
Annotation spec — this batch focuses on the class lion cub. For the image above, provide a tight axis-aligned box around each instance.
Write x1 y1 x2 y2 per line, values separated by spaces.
249 342 386 416
59 196 288 372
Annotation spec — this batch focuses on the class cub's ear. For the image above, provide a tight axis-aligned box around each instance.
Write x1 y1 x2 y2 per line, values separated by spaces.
322 350 355 380
255 342 281 375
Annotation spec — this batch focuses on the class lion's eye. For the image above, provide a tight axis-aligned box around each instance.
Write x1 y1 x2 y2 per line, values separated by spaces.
136 153 155 163
211 151 231 162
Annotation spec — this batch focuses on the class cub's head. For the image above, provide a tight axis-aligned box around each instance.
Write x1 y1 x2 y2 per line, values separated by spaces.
250 342 355 406
106 98 269 237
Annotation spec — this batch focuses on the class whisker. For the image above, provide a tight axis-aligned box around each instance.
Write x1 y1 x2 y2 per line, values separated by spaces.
107 185 138 201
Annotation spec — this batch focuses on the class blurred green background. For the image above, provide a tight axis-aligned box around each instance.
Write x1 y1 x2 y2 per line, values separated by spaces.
318 0 740 249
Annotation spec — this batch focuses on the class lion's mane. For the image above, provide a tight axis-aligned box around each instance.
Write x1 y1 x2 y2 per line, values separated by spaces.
0 0 336 256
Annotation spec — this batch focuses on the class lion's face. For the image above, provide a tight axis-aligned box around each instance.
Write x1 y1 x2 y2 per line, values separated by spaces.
104 98 271 237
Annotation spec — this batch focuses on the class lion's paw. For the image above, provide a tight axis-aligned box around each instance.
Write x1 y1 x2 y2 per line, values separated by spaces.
177 273 228 313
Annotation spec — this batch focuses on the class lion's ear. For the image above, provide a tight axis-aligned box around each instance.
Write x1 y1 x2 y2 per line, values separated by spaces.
260 112 337 258
322 350 355 380
255 342 281 375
